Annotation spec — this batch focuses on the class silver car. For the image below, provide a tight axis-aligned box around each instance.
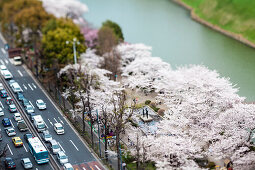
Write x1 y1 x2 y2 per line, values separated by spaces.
57 151 68 165
42 130 52 142
49 139 61 154
21 158 33 169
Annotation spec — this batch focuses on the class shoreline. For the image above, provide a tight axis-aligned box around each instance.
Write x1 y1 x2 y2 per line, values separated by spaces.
172 0 255 49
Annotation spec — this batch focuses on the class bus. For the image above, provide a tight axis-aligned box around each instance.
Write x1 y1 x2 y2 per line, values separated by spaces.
28 137 49 164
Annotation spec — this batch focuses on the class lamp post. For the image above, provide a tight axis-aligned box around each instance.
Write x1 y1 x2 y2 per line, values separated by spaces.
66 38 80 64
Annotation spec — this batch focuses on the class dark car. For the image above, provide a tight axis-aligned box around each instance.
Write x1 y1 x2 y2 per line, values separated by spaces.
24 133 33 142
4 157 16 169
8 104 17 113
0 89 8 98
22 98 30 107
17 92 24 101
29 113 36 122
6 97 13 105
2 118 11 127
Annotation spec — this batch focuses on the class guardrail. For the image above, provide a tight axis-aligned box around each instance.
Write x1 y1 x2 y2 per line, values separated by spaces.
0 75 60 170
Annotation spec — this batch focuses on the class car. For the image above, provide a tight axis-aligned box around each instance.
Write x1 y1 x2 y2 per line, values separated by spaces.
0 89 8 98
0 107 4 116
17 92 24 101
6 97 13 105
8 80 16 86
36 99 46 110
17 120 28 132
22 98 30 107
0 65 7 71
21 158 33 169
11 82 23 93
8 104 17 113
63 163 74 170
29 113 36 122
2 118 11 127
0 83 4 90
42 130 52 142
54 123 64 135
4 157 16 169
5 127 16 136
13 113 22 122
12 137 23 147
2 70 13 79
25 105 34 114
24 133 33 142
49 139 61 154
57 151 68 165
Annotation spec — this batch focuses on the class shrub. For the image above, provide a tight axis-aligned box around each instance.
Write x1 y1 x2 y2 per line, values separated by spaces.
145 100 151 105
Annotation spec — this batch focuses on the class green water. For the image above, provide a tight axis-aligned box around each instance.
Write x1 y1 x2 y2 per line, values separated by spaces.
81 0 255 101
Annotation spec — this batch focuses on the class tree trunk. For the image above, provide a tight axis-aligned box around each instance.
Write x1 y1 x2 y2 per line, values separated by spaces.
116 130 121 170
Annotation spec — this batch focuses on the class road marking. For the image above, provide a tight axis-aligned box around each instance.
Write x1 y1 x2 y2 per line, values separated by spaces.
10 120 14 128
32 83 36 89
27 84 33 91
45 122 49 129
29 101 34 108
58 142 65 153
48 119 53 126
36 168 38 170
70 140 79 151
58 117 64 124
95 165 100 170
7 144 13 155
53 118 58 123
0 60 4 65
23 84 27 90
17 70 23 77
1 48 6 54
23 144 28 152
0 101 4 109
83 168 86 170
4 59 8 64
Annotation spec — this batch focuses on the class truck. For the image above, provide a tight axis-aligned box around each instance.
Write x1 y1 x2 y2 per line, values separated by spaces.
17 120 28 132
33 115 46 132
8 48 22 66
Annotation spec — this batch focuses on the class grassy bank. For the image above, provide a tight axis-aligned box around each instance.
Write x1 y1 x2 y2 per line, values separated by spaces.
180 0 255 43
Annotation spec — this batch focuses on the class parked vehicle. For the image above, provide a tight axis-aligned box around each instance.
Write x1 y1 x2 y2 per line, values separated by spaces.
11 82 23 93
24 133 33 142
2 118 11 126
4 157 16 169
17 120 28 132
6 97 13 105
0 89 8 98
2 70 13 79
8 104 17 113
0 107 4 116
28 137 49 164
17 92 24 101
33 115 46 132
12 137 23 147
49 139 61 154
57 151 68 165
42 130 52 142
5 127 16 136
36 99 46 110
54 123 64 135
21 158 33 169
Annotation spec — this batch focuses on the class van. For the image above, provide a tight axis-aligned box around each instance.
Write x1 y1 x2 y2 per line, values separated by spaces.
11 82 23 93
33 115 46 132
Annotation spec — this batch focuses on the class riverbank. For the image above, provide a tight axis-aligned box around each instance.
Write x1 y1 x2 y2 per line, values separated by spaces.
173 0 255 49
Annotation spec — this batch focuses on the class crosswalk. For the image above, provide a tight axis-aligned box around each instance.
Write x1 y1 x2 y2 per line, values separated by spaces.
72 161 104 170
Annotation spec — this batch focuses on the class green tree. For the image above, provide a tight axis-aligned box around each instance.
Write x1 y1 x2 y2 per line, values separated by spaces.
42 18 86 66
102 20 124 41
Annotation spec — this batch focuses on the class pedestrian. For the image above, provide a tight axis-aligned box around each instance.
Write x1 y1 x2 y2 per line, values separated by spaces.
122 162 126 170
146 108 149 118
142 108 145 117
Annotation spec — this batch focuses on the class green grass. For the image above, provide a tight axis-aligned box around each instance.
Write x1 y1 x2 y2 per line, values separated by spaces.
180 0 255 43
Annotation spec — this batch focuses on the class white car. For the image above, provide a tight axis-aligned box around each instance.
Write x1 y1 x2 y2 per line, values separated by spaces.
0 107 4 116
54 123 64 135
63 163 73 170
57 151 68 165
25 105 34 114
10 82 23 93
49 139 61 154
36 99 46 110
13 113 22 122
2 70 13 79
42 130 52 142
5 127 16 136
0 65 7 71
0 83 4 90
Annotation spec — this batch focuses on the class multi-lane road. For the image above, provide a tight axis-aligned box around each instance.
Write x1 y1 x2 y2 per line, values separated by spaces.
0 38 105 169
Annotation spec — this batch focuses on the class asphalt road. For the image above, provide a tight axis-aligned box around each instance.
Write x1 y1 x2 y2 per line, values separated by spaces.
0 39 105 170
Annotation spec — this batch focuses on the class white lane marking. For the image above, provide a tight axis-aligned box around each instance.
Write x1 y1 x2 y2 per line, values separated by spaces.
83 168 86 170
27 84 33 91
53 118 58 123
36 168 38 170
17 70 23 77
0 101 4 109
70 140 79 151
7 144 13 155
29 101 34 108
23 144 28 152
10 120 14 128
32 83 36 89
0 60 4 65
58 117 64 124
4 59 8 64
58 142 65 153
45 122 49 129
48 119 53 126
23 84 27 90
95 165 100 170
1 48 6 54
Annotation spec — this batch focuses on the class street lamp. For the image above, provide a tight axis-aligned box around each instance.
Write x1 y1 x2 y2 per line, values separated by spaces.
66 38 80 64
